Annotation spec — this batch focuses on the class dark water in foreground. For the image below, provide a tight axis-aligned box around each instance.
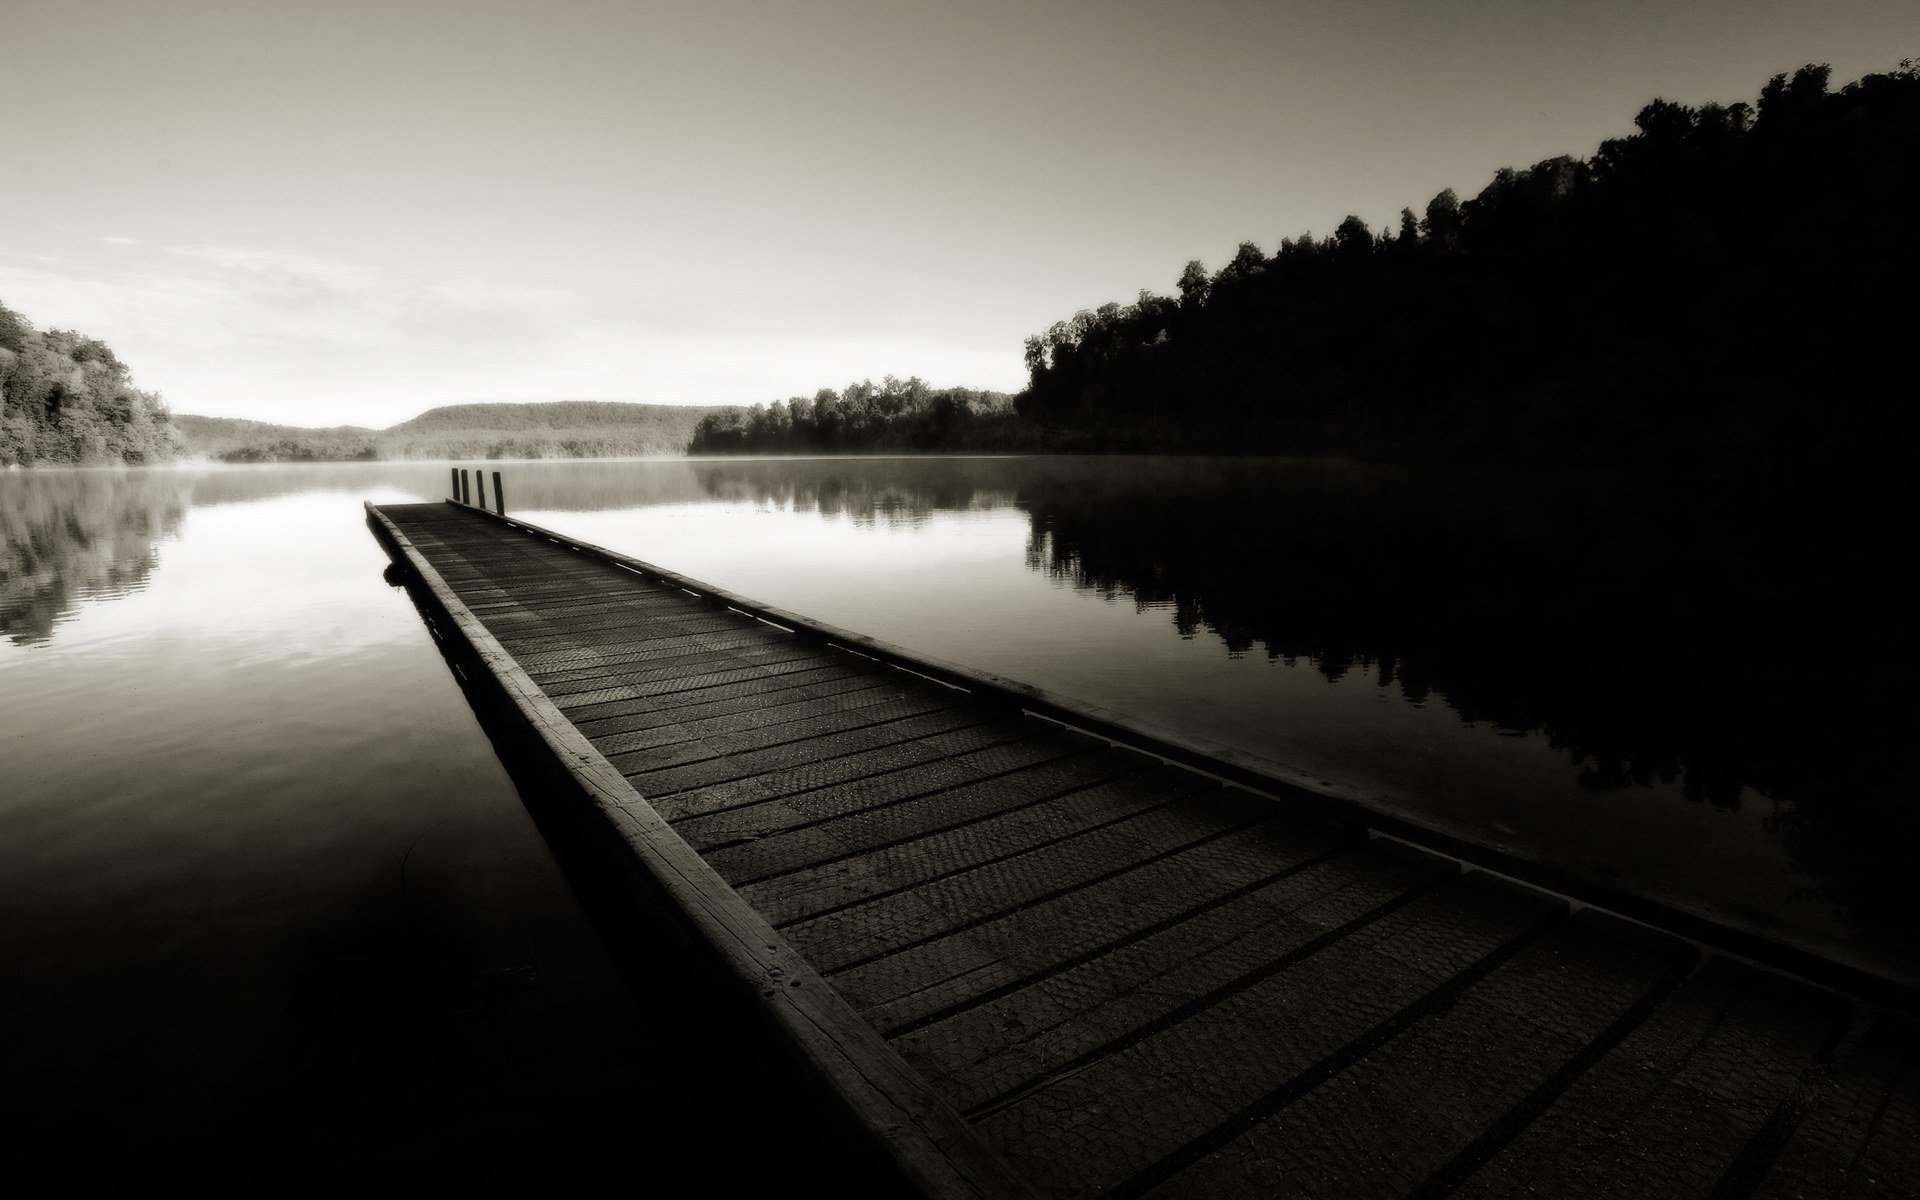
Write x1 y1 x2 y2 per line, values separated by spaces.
3 456 1913 1178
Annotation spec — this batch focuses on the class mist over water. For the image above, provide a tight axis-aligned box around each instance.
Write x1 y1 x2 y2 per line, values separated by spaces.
3 457 1913 1160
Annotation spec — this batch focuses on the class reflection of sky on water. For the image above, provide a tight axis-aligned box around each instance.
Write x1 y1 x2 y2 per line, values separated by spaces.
1 472 682 1184
1 458 1910 984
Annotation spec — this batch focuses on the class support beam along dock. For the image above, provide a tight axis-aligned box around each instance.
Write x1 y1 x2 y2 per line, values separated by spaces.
368 497 1918 1200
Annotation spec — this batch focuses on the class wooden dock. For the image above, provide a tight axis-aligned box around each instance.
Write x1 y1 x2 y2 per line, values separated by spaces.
368 496 1918 1200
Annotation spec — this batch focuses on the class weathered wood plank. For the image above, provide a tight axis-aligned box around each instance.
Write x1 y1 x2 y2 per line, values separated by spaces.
973 875 1562 1199
774 783 1278 974
1449 958 1846 1200
604 689 975 775
572 665 891 734
708 744 1150 885
370 502 1915 1200
366 502 1032 1200
624 703 1011 797
837 815 1359 1026
650 718 1044 824
1750 1014 1919 1200
893 844 1454 1114
746 763 1214 928
524 628 788 682
672 731 1086 851
586 677 929 757
1141 911 1694 1200
539 641 836 698
556 653 881 712
426 503 1920 1009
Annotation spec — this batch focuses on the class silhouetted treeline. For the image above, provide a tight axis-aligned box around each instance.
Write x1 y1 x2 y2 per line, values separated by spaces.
0 301 182 466
1018 60 1920 476
689 377 1027 453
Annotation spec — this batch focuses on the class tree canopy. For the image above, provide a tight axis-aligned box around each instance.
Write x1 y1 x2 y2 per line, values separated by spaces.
0 301 181 466
689 377 1025 454
1015 59 1920 479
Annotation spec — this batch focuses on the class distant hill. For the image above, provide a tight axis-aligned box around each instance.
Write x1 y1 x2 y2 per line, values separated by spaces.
175 401 737 462
173 416 379 462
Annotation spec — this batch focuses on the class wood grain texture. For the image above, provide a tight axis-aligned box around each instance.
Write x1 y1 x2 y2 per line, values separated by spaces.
427 501 1918 1004
369 500 1917 1200
367 502 1031 1200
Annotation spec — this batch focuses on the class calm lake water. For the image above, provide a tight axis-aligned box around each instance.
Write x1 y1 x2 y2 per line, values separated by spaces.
3 455 1912 1178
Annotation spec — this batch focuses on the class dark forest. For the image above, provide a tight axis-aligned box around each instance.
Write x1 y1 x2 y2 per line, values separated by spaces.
1018 60 1918 479
696 60 1919 481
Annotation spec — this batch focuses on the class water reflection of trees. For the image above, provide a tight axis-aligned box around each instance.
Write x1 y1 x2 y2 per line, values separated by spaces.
693 456 1918 958
0 470 194 644
693 458 1022 526
1031 460 1915 957
180 460 708 512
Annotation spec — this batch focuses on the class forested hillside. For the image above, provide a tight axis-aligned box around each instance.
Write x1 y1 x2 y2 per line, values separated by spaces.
0 301 181 466
689 378 1023 453
382 401 726 459
176 401 731 462
172 416 379 462
1017 59 1920 477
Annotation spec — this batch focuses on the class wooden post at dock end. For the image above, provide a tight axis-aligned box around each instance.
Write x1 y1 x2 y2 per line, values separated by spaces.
450 467 459 500
492 471 505 516
474 470 487 510
460 469 470 505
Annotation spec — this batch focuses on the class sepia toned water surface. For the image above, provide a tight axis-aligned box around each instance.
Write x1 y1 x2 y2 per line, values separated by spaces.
3 455 1911 1179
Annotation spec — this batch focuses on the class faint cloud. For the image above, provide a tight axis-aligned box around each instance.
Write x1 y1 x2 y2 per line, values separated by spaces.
99 235 140 246
0 234 1023 422
155 242 574 328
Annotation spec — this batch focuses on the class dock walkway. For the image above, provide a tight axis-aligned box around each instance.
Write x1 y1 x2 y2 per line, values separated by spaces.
368 499 1917 1200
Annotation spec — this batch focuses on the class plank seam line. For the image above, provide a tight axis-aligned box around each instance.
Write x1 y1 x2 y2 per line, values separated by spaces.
587 677 910 750
481 594 711 622
610 695 979 777
1706 1076 1825 1200
560 656 887 716
781 786 1230 935
658 727 1051 825
960 869 1458 1119
596 686 961 758
531 636 801 685
721 748 1139 885
633 708 1016 799
490 608 764 642
580 670 893 736
500 619 757 656
688 737 1096 848
775 787 1228 936
522 622 821 668
366 503 1032 1200
1402 968 1690 1200
799 802 1264 968
438 498 1920 1007
875 837 1361 1039
1831 1052 1920 1182
570 663 893 725
536 642 829 689
1098 905 1568 1200
548 646 871 702
1704 1003 1859 1200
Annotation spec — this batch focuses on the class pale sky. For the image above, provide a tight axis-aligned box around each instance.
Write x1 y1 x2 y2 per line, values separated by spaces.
1 0 1912 426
